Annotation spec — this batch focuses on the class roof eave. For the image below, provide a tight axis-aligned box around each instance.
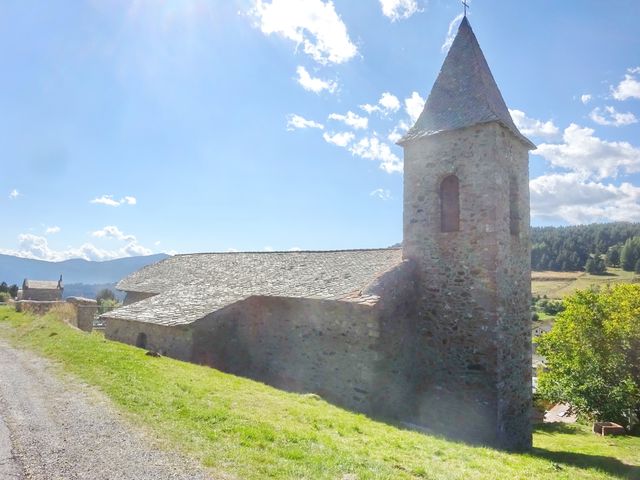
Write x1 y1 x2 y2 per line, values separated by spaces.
396 120 536 150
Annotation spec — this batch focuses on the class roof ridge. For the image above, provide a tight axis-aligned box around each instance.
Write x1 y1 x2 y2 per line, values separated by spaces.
173 247 401 257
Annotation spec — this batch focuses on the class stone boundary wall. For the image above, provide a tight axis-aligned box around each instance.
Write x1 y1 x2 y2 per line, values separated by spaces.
66 297 98 332
15 299 98 333
15 300 66 315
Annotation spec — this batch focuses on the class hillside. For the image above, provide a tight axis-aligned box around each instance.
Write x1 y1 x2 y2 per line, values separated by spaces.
1 307 638 480
0 253 170 287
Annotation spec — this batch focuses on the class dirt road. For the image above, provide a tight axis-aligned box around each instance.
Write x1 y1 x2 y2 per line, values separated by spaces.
0 340 215 480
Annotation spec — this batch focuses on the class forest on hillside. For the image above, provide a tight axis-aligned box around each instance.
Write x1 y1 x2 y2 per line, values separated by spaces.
531 222 640 271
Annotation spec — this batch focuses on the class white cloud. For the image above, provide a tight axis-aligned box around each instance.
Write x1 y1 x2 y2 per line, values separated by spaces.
441 13 464 52
589 106 638 127
360 92 401 115
249 0 357 65
295 66 337 93
90 195 137 207
286 114 324 130
91 225 136 242
534 123 640 180
387 120 410 143
45 226 61 235
404 91 425 123
611 70 640 101
580 94 592 105
530 173 640 224
379 0 418 22
509 109 559 139
328 111 368 129
349 136 403 174
289 246 302 251
8 189 19 200
323 131 355 147
370 188 392 200
0 234 152 262
263 246 275 252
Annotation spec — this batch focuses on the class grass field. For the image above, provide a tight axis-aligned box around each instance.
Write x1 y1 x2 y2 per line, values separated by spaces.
1 306 639 480
532 268 638 299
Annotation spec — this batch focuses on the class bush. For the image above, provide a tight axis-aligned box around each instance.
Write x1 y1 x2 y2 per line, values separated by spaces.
0 292 11 303
537 284 640 429
538 299 565 316
98 298 119 315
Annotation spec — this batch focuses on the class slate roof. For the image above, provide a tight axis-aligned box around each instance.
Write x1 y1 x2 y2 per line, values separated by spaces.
23 280 61 290
399 17 535 149
105 249 403 326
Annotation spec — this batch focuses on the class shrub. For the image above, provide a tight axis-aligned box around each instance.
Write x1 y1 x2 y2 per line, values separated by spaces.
98 298 119 315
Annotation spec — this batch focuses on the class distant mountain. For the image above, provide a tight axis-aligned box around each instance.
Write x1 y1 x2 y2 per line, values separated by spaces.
0 253 170 289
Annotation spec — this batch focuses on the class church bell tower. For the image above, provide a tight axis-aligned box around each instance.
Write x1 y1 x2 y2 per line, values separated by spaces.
398 17 535 450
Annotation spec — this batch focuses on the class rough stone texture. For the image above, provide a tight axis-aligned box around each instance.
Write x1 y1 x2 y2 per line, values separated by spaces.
190 260 419 418
21 279 63 302
106 318 193 359
66 297 98 332
106 249 403 326
402 122 532 450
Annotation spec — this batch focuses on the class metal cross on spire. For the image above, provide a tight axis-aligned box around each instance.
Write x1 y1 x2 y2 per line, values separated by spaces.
462 0 469 17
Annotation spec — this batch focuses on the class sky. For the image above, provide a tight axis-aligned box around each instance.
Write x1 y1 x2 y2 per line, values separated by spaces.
1 0 640 261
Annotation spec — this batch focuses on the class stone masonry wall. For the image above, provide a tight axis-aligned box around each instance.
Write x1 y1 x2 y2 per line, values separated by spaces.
402 123 532 449
192 297 383 413
22 288 62 302
105 318 193 360
191 261 420 418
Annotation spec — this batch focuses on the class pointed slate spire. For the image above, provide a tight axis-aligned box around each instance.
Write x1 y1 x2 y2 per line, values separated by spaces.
399 17 535 149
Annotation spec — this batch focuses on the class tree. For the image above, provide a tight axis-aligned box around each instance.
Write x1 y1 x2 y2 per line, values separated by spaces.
585 255 606 275
537 284 640 429
96 288 116 303
621 237 640 271
635 259 640 274
606 245 622 267
8 284 18 299
0 282 7 293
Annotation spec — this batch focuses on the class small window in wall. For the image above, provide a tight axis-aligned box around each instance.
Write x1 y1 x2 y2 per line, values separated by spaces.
440 175 460 232
510 178 520 236
136 332 148 349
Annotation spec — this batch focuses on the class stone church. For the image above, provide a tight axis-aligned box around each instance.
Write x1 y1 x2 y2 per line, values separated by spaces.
103 17 534 450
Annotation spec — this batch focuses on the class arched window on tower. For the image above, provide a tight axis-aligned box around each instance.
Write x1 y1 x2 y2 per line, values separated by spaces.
509 177 520 236
440 175 460 232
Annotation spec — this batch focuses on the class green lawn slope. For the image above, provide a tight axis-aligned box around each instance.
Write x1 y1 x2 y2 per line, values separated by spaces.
1 306 639 480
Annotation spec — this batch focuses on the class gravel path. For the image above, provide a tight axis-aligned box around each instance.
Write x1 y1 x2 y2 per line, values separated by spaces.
0 340 216 480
